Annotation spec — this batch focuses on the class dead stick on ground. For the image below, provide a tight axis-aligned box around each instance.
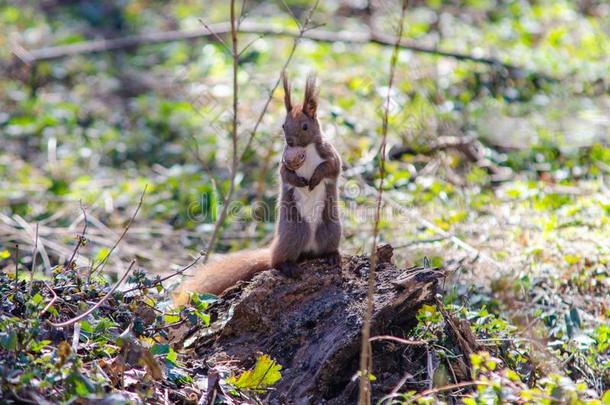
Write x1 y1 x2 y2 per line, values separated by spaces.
9 22 553 80
358 1 409 404
49 259 136 328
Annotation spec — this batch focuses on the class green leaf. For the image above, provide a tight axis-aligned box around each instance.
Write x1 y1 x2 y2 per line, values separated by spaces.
67 372 94 397
164 314 181 324
1 332 18 351
0 250 10 260
151 343 170 356
166 348 178 365
95 248 110 263
30 293 43 306
29 339 51 353
601 390 610 404
227 354 282 392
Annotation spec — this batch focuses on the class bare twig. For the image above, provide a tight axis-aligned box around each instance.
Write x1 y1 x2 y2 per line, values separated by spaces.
28 223 39 295
412 380 489 400
197 19 231 52
40 281 58 316
49 260 136 328
238 33 264 57
237 0 248 28
11 22 555 81
12 215 50 271
369 335 428 346
67 201 88 269
358 2 409 404
279 0 301 29
203 0 240 262
14 244 19 281
122 252 205 294
91 186 146 275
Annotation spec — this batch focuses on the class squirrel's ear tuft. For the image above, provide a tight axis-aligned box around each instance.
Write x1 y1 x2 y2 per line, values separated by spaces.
282 73 292 113
303 73 318 118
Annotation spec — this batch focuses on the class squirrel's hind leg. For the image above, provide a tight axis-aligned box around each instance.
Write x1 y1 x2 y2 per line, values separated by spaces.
272 188 310 277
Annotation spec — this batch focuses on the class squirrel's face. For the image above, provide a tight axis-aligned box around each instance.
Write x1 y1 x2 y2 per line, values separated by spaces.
282 73 321 147
282 110 321 147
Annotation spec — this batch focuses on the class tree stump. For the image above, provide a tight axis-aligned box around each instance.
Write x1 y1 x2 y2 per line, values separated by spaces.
180 245 444 404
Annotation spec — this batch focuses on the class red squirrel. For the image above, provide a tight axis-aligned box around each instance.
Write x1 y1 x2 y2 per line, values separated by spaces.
174 74 341 303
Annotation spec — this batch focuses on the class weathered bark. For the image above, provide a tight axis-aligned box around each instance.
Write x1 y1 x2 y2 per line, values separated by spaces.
180 245 443 404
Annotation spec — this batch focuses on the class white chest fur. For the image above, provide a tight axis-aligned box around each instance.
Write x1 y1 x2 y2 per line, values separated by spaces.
293 143 327 252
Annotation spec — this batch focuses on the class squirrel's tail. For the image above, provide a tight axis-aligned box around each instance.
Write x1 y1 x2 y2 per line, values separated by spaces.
173 248 271 305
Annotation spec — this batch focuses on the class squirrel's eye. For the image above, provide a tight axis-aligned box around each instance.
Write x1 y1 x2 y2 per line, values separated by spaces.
302 123 308 130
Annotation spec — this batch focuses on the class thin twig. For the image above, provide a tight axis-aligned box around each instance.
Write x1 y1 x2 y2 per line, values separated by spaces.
238 33 264 57
358 2 409 404
49 260 136 328
237 0 248 29
40 281 58 316
28 223 39 295
67 201 88 268
122 252 205 294
14 244 19 281
202 0 240 262
91 186 146 275
369 335 428 346
412 380 489 400
279 0 300 29
197 19 231 52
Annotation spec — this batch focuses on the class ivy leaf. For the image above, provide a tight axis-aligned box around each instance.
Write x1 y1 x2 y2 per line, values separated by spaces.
227 354 282 393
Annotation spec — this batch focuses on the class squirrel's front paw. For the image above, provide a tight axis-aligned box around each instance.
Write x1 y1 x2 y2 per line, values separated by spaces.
308 177 321 191
277 262 302 278
296 176 309 188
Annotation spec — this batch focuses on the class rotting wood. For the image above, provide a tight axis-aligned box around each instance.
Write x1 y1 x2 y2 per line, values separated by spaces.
176 245 445 404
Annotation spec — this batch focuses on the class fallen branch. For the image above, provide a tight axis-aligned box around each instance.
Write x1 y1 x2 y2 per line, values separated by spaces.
388 135 513 182
9 22 554 80
49 259 136 328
